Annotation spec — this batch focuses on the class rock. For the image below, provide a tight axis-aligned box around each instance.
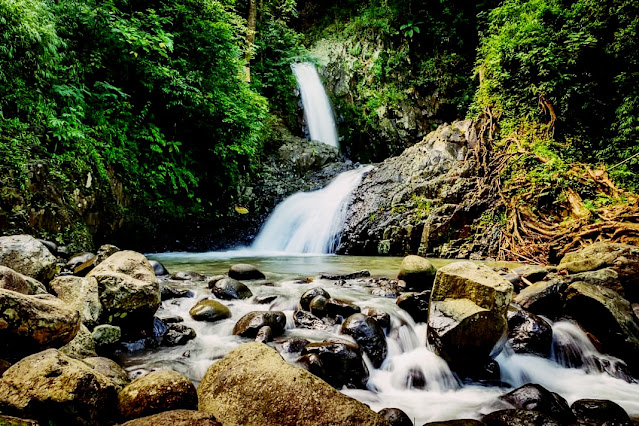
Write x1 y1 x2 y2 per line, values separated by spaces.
424 421 484 426
341 313 388 368
319 270 371 280
326 298 361 319
198 342 387 425
559 242 639 302
254 295 278 304
0 290 81 360
300 287 331 310
499 383 575 424
149 260 169 276
570 399 632 426
0 235 57 282
228 263 265 280
120 410 221 426
92 324 122 349
95 244 120 264
0 414 39 426
83 356 131 391
507 307 553 357
255 325 272 343
161 284 194 300
293 310 332 330
151 317 168 344
361 306 391 330
513 279 567 318
482 409 560 426
281 338 310 353
300 338 369 389
211 277 252 300
163 323 196 346
50 275 102 328
564 281 639 372
457 357 501 386
512 265 554 284
206 275 225 288
233 311 286 338
398 255 436 291
427 262 513 369
378 408 413 426
171 271 205 281
0 349 117 425
66 252 96 273
562 268 624 296
118 370 198 421
309 294 328 317
73 257 97 276
189 299 231 322
0 265 47 295
60 324 97 359
87 250 160 330
396 291 431 323
0 359 11 375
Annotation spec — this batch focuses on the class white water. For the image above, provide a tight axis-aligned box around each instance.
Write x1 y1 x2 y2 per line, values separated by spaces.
291 62 339 148
251 166 373 254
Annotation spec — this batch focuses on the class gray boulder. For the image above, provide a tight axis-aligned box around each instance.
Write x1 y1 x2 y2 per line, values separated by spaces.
121 410 221 426
341 313 387 368
83 357 131 391
0 235 57 282
60 324 97 359
50 275 102 328
0 265 47 295
397 255 436 291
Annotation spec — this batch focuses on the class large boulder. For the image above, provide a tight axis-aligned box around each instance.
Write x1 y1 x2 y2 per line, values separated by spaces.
60 324 97 359
82 357 131 391
87 250 160 330
189 299 231 322
228 263 265 280
0 349 117 425
397 255 436 291
513 279 567 318
210 277 252 300
341 313 388 368
570 399 632 426
0 266 47 295
198 342 388 425
232 311 286 338
482 409 560 426
396 291 431 323
0 289 81 360
427 262 513 370
559 242 639 302
507 307 553 357
564 281 639 371
50 276 102 328
299 338 369 389
121 410 221 426
118 370 198 422
499 383 575 424
0 235 57 282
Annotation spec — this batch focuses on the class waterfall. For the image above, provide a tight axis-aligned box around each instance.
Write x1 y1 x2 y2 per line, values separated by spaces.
251 166 372 254
291 62 339 148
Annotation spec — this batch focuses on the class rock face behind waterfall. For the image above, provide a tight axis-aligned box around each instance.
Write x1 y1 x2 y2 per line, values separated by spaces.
338 120 480 257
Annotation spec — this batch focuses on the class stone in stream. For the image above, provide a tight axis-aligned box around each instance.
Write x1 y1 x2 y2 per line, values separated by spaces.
49 275 102 328
507 306 553 358
293 310 333 330
255 325 272 343
232 311 286 338
318 270 371 280
378 407 413 426
211 277 253 300
118 370 198 422
361 306 391 330
281 338 310 354
0 234 58 283
396 291 431 323
325 297 361 320
171 271 206 281
228 263 265 280
0 349 117 425
299 287 331 310
163 323 196 346
570 399 632 425
120 410 221 426
83 356 131 392
499 383 576 425
482 409 560 426
299 338 369 389
426 262 513 371
0 265 47 295
341 313 388 368
397 255 436 291
309 294 328 317
92 324 122 349
513 279 567 319
189 299 231 322
198 342 387 425
149 259 169 276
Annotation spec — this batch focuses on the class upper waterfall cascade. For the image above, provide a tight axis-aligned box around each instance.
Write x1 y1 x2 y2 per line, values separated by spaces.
291 62 339 148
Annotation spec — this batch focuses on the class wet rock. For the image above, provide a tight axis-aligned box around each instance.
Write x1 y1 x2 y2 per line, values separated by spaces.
232 311 286 338
499 383 575 424
378 408 413 426
309 294 328 317
570 399 632 426
60 324 97 359
398 255 436 291
189 299 231 322
66 252 96 272
326 298 361 320
361 306 391 330
161 284 195 300
564 281 639 372
513 279 567 318
228 263 265 280
171 271 205 281
206 275 225 288
83 356 131 391
300 338 369 389
151 317 169 344
163 323 196 346
211 277 253 300
456 357 501 386
120 410 221 426
341 313 388 368
300 287 331 310
424 421 485 426
0 414 39 426
293 310 333 330
0 265 47 295
507 307 553 357
319 270 371 280
396 291 431 323
0 290 81 360
72 256 97 276
427 262 512 370
149 260 169 276
92 324 122 349
255 295 278 304
482 409 560 426
255 325 272 343
118 370 198 422
198 342 386 425
281 338 310 353
50 275 102 328
0 349 117 425
0 234 58 282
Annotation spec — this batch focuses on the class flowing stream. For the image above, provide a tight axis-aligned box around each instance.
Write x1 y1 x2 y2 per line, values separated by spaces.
291 62 339 148
125 254 639 424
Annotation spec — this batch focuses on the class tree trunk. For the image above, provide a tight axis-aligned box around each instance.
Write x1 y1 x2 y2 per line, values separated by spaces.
245 0 257 82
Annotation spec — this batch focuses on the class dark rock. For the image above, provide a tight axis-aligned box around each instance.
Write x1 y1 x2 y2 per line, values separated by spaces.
507 307 553 357
211 277 253 300
149 260 169 276
228 263 265 280
281 338 310 353
341 313 388 368
319 270 371 280
255 295 278 304
233 311 286 338
120 410 221 426
397 291 431 323
561 268 624 296
163 324 196 346
456 358 501 386
361 307 391 330
0 359 11 376
300 338 369 389
499 383 576 424
66 252 96 271
513 279 567 319
293 310 331 330
189 299 231 322
161 284 195 301
482 409 560 426
151 317 169 343
512 265 554 285
326 298 361 320
255 326 272 343
159 315 183 324
378 407 413 426
310 295 328 317
0 414 39 425
398 255 436 291
425 421 485 426
207 275 225 288
300 287 331 310
73 257 96 276
570 399 632 426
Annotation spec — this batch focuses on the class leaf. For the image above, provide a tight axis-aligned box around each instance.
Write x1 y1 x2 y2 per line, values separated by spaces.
235 206 249 214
